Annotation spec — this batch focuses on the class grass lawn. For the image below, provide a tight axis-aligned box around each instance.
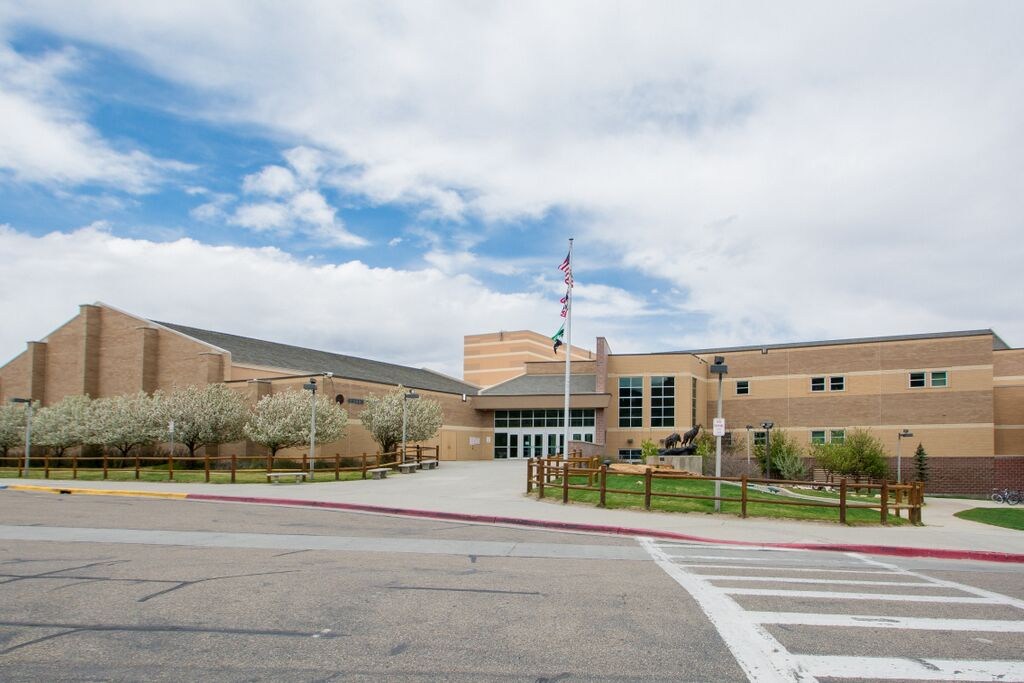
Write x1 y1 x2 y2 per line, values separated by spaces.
954 507 1024 531
538 474 907 525
0 467 366 484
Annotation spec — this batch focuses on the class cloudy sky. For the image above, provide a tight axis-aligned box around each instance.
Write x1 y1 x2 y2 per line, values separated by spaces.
1 1 1021 379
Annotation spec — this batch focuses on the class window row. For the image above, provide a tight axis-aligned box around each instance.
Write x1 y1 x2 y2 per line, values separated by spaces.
736 370 949 396
494 409 595 428
750 429 845 445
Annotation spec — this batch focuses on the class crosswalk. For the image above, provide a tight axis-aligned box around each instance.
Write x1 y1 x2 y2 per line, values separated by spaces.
639 538 1024 682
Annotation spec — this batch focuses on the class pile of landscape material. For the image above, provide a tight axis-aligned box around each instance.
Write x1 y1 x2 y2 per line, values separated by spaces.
609 463 701 476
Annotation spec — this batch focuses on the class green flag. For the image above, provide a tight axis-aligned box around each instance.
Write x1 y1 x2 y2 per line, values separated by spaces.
551 324 565 354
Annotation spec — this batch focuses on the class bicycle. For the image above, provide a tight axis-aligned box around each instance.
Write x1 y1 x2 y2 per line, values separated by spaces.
991 487 1022 505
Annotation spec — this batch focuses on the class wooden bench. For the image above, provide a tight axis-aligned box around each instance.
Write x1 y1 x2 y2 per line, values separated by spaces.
398 462 418 474
266 472 308 484
418 459 439 470
367 467 390 480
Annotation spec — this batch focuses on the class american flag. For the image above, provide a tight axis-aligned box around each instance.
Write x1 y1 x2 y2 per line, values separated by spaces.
558 252 573 287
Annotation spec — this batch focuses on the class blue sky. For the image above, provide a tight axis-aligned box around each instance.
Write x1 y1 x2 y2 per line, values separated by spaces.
1 2 1021 378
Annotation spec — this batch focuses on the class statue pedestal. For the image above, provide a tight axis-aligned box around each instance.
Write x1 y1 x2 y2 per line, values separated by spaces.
647 454 703 474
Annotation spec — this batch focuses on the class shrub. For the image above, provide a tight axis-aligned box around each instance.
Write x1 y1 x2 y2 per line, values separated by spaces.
812 429 888 480
753 429 803 479
640 439 659 463
913 443 929 482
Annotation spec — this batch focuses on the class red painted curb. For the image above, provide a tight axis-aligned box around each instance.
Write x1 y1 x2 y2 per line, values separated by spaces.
185 493 1024 564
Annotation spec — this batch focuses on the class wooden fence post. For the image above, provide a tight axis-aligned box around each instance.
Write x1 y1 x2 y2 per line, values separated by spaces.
335 453 340 481
103 452 108 480
72 453 78 480
44 453 50 479
562 462 570 503
839 478 847 525
741 475 748 518
231 453 237 483
644 467 653 510
362 453 368 479
526 459 534 493
204 454 210 483
880 481 889 525
168 452 174 481
894 486 902 519
599 464 607 508
538 459 545 499
135 455 140 480
302 453 308 472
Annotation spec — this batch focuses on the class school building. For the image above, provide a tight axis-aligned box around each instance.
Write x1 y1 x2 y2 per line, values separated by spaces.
1 303 1022 493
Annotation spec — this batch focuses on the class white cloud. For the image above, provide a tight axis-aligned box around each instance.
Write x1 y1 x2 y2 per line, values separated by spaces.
0 224 577 377
4 3 1024 347
0 43 190 192
241 165 298 197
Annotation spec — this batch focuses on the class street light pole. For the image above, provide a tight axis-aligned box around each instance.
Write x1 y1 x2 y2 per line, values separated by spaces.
896 428 914 483
303 378 318 480
761 422 774 480
11 398 33 478
710 356 728 513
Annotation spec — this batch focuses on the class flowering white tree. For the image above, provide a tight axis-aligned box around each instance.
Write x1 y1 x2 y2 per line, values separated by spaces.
359 385 443 454
0 403 27 461
33 395 92 458
244 390 347 459
156 384 248 458
86 392 164 460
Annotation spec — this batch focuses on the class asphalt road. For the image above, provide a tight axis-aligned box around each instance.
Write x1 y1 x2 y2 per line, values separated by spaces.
0 491 1022 682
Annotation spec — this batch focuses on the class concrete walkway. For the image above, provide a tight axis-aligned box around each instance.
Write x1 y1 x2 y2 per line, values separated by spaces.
3 461 1022 560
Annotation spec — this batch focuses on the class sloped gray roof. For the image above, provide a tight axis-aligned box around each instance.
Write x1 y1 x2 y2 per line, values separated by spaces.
482 373 598 396
154 321 479 396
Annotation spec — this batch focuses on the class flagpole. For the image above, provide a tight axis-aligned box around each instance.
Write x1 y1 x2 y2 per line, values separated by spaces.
563 237 573 460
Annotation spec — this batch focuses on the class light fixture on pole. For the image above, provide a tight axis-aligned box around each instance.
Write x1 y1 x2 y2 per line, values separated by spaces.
303 378 318 480
709 356 728 512
896 428 914 484
10 398 33 478
402 390 419 463
761 422 775 480
745 425 754 473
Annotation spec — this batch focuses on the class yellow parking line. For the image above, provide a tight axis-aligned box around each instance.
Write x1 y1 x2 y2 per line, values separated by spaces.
7 484 189 500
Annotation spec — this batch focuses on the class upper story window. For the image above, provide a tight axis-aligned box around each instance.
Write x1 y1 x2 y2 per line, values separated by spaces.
753 430 767 446
619 377 643 428
736 380 749 395
909 370 948 388
811 429 846 445
811 376 844 392
651 376 675 427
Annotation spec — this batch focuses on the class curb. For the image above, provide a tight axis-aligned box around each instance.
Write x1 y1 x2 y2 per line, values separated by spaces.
5 485 1022 564
6 484 189 500
185 493 1024 565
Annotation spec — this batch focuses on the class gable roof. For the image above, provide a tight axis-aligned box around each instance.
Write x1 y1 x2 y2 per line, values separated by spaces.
153 321 479 396
673 329 1008 356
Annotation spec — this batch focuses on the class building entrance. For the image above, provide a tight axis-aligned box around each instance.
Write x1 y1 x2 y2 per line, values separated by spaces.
493 409 595 458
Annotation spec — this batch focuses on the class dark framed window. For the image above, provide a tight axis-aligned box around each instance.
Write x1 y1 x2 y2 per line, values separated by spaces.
930 371 948 387
810 430 826 445
651 376 675 427
830 376 845 392
753 431 767 446
619 377 643 427
909 372 927 388
691 377 698 427
736 380 749 395
618 449 642 462
811 377 826 392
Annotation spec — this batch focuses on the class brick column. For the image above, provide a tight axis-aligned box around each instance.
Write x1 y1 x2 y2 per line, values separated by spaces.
81 304 101 398
27 341 47 404
139 327 159 394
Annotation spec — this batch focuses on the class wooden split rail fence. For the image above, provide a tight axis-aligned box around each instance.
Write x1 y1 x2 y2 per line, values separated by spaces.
0 445 440 483
526 460 925 525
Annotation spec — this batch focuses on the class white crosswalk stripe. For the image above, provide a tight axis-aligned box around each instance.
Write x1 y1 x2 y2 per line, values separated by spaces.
639 538 1024 683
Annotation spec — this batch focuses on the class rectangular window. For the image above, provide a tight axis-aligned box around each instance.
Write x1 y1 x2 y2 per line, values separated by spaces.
830 429 846 444
830 376 845 391
618 449 642 462
810 430 826 445
494 433 508 459
909 372 926 388
930 371 948 387
736 380 749 396
619 377 643 427
651 376 675 427
811 377 826 392
753 431 767 446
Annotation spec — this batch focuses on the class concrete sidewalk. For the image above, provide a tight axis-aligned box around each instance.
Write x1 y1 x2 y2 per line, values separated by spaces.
3 461 1022 560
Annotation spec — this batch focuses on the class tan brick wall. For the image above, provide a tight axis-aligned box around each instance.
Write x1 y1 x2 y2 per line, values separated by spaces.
463 330 592 387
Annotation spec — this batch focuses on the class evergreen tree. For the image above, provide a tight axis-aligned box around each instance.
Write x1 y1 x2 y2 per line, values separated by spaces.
913 442 929 482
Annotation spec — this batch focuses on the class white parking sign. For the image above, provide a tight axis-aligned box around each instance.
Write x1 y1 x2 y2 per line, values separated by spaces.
712 418 725 437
